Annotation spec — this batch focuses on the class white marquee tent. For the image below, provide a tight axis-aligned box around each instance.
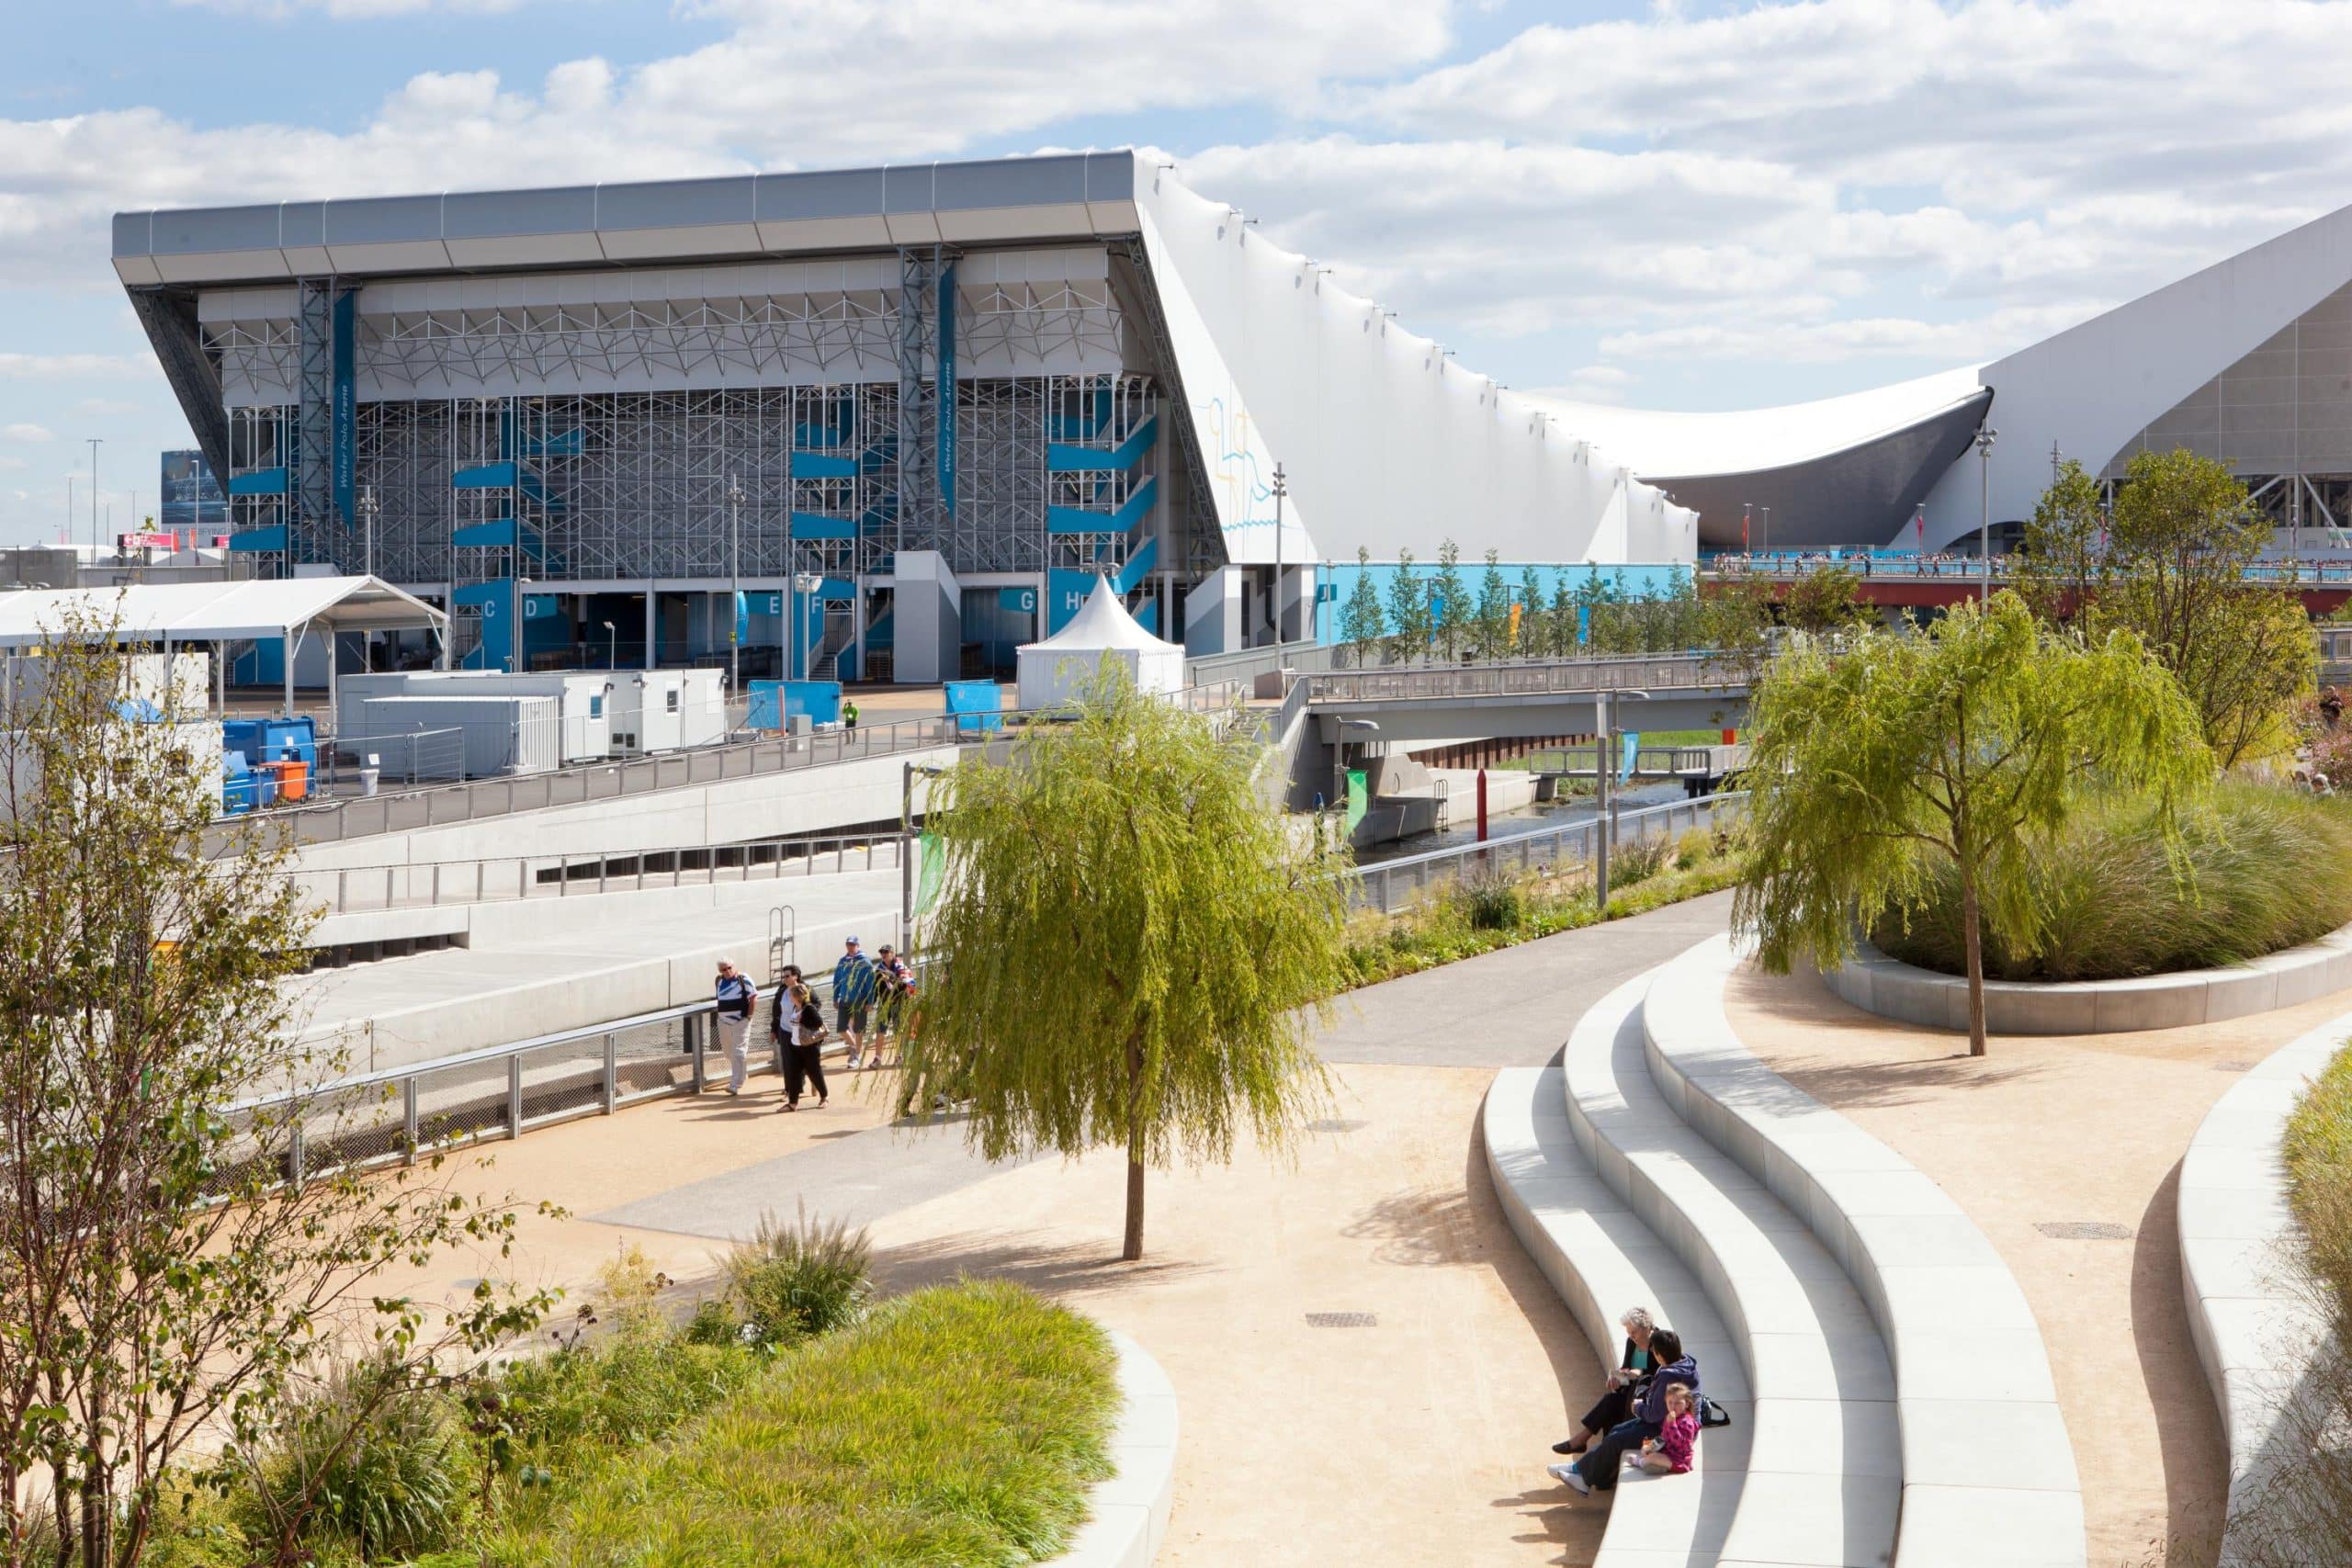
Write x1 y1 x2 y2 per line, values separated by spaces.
1016 576 1187 711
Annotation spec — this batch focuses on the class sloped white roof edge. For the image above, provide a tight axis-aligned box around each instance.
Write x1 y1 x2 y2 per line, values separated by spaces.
1532 365 1990 480
1016 576 1183 656
0 575 447 649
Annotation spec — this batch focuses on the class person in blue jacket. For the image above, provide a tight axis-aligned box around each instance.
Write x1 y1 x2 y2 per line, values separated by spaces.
1549 1327 1699 1495
833 935 879 1069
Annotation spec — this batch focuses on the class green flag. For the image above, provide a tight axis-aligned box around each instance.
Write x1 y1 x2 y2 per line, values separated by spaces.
917 829 946 914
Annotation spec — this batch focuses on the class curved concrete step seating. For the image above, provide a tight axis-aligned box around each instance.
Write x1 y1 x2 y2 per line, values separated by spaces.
2178 1007 2352 1565
1566 973 1902 1568
1483 1054 1752 1566
1642 937 2086 1568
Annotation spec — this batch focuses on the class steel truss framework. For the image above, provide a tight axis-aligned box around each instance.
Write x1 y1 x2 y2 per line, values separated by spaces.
203 250 1212 601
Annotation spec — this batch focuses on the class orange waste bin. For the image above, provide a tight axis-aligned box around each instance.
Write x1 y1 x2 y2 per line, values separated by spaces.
267 759 310 802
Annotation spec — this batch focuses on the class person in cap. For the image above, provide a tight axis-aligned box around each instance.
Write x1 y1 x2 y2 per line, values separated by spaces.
712 959 759 1096
832 935 878 1068
871 942 915 1066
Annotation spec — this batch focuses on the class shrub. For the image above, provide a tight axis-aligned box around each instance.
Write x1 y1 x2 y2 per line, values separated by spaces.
1673 828 1710 871
1873 779 2352 982
249 1359 479 1562
2285 1043 2352 1326
721 1204 874 1346
500 1280 1118 1568
1610 834 1670 888
1455 867 1525 931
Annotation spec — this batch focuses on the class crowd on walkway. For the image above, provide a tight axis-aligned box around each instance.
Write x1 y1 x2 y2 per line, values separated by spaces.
707 933 920 1111
1546 1306 1710 1497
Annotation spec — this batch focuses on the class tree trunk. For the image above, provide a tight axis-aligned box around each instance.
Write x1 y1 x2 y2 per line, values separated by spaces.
1960 868 1988 1058
1122 1033 1146 1262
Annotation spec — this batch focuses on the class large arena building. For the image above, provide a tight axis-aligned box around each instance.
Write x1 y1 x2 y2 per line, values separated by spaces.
111 152 1698 680
114 152 2352 679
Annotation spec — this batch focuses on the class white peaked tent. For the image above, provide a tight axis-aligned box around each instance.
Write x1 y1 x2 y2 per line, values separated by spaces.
1016 576 1187 711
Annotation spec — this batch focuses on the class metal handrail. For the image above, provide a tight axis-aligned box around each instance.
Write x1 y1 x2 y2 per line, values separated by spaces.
291 831 907 918
1340 791 1748 915
1305 651 1751 705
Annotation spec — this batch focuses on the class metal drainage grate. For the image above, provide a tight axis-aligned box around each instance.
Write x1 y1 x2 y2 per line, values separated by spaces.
1305 1312 1378 1328
1307 1119 1369 1134
2034 1221 2132 1241
2214 1061 2259 1073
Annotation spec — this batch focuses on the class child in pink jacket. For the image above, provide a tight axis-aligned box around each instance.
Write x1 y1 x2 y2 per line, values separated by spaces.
1637 1382 1700 1474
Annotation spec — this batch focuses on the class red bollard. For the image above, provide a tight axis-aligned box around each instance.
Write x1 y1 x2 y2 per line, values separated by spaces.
1476 767 1489 842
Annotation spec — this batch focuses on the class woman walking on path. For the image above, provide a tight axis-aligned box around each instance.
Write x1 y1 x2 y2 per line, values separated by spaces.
771 964 829 1111
713 959 758 1096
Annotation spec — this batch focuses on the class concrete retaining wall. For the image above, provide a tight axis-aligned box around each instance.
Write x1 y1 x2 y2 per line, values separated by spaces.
2178 1008 2352 1564
1825 923 2352 1036
1049 1330 1178 1568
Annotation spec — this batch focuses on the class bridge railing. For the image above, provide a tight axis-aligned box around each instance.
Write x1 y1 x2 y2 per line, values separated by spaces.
1706 551 2352 587
1342 791 1748 917
1306 651 1746 705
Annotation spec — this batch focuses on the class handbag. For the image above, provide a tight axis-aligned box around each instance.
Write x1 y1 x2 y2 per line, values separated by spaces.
1698 1393 1733 1428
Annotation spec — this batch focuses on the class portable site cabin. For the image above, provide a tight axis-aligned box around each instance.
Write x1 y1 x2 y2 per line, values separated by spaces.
334 670 616 763
610 669 726 754
1015 576 1186 712
342 694 560 779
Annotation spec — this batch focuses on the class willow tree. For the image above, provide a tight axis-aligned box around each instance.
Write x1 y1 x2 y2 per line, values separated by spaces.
900 666 1345 1259
1735 593 2211 1055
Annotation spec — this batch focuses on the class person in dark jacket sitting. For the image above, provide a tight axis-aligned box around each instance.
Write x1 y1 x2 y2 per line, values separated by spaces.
1553 1305 1657 1456
1547 1328 1697 1495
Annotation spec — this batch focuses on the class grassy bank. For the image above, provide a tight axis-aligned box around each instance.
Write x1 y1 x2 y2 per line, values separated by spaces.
499 1281 1117 1568
1872 779 2352 982
1344 823 1744 988
2286 1045 2352 1327
140 1224 1120 1568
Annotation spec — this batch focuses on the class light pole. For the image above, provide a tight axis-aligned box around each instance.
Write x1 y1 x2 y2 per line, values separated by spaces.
512 573 531 673
1973 425 1999 604
358 484 378 579
1592 687 1649 917
1271 461 1288 646
792 570 822 682
1758 505 1770 557
901 761 948 948
726 473 745 695
86 437 102 554
601 619 617 671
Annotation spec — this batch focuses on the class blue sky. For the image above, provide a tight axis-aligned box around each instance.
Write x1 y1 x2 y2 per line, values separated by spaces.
3 0 2349 546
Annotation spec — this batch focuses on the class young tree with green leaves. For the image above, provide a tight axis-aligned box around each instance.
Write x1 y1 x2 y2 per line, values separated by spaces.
1337 547 1386 669
1736 592 2211 1055
900 665 1347 1260
1518 565 1548 658
1430 539 1470 662
1549 573 1582 659
1385 547 1430 665
1470 548 1512 661
2015 456 2108 622
1780 564 1871 636
0 612 551 1566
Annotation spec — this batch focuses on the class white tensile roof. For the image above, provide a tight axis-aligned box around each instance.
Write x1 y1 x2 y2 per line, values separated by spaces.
1018 575 1183 656
1533 366 1990 479
0 576 447 649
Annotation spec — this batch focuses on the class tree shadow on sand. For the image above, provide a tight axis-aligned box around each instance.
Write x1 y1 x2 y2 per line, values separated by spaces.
867 1231 1206 1301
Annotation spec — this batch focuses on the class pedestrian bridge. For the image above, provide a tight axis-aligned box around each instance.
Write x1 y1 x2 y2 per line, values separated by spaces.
1300 652 1757 744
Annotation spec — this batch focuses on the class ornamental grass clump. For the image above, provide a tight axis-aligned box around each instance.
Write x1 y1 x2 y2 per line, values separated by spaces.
719 1204 874 1345
1874 779 2352 982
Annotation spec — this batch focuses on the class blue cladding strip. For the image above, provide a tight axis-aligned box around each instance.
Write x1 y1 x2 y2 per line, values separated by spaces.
792 452 858 479
1114 535 1159 595
791 513 858 540
1133 598 1159 635
819 576 855 602
1046 473 1159 536
228 525 287 551
1046 414 1158 473
452 518 519 549
452 461 518 490
228 467 288 496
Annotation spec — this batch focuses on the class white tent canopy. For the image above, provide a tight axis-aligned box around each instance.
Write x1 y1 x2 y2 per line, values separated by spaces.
1016 576 1187 711
0 576 447 649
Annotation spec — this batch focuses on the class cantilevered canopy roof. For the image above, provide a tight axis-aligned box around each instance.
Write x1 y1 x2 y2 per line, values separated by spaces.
0 576 446 649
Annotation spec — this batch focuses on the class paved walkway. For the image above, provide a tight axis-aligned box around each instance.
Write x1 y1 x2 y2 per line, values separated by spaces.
382 894 1741 1565
1722 965 2352 1568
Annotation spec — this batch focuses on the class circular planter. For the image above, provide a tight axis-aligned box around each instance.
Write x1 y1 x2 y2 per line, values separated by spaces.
1825 921 2352 1035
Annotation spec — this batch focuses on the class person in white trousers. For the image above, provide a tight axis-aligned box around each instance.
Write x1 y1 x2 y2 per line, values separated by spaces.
714 959 759 1096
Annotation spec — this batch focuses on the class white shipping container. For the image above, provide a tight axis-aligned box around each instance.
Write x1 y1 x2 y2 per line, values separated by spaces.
346 694 560 779
333 671 616 762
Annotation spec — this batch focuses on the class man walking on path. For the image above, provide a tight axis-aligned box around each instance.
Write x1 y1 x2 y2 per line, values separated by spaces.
713 959 759 1096
842 697 859 732
872 943 915 1066
833 935 877 1068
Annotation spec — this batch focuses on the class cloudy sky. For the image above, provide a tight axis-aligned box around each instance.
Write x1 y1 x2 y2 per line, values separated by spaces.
2 0 2346 545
